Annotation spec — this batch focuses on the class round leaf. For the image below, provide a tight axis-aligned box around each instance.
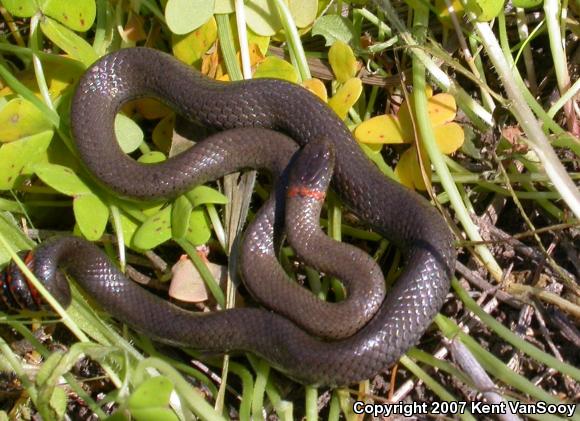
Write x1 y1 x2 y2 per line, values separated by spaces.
288 0 317 28
171 195 193 239
131 408 179 421
312 15 355 46
512 0 542 7
165 0 215 35
327 78 362 120
434 122 465 154
40 17 98 66
152 114 175 153
1 0 37 17
426 93 457 126
302 78 327 102
0 131 53 190
0 98 53 142
133 206 172 250
172 17 217 66
74 194 109 241
34 163 92 196
354 115 408 144
185 208 211 245
138 151 166 164
185 185 228 207
245 0 282 36
328 41 358 83
128 376 174 410
214 0 234 13
464 0 505 22
253 56 298 83
41 0 96 32
115 114 144 154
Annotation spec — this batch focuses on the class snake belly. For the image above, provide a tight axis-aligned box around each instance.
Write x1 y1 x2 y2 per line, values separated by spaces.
33 47 454 386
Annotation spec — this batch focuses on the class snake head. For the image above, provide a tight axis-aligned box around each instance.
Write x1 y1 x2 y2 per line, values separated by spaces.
288 137 335 197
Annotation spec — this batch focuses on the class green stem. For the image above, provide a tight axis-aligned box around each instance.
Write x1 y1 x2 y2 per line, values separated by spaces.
271 0 311 81
474 17 580 219
411 5 503 280
216 14 243 81
373 0 493 129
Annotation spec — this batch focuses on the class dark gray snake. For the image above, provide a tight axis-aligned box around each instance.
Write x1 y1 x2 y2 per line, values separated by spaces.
4 48 455 386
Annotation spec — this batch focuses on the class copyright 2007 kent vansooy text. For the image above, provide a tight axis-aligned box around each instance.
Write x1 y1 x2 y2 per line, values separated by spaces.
352 400 577 417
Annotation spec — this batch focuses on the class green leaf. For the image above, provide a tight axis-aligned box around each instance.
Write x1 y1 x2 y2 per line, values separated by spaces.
131 408 179 421
74 194 109 241
40 16 98 67
165 0 215 35
552 133 580 158
185 208 211 245
0 130 53 190
115 114 144 153
34 163 92 196
464 0 505 22
214 0 234 13
118 211 140 250
134 205 211 249
104 412 130 421
138 151 166 163
1 0 37 17
185 185 228 207
36 352 65 386
171 195 192 239
133 206 172 250
0 98 53 142
41 0 97 32
0 213 35 266
245 0 282 36
253 56 298 83
128 376 174 409
172 17 218 67
312 15 355 46
48 387 67 420
288 0 318 28
511 0 542 7
328 40 357 84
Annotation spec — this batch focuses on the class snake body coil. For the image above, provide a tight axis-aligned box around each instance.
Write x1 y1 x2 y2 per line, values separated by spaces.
8 48 455 386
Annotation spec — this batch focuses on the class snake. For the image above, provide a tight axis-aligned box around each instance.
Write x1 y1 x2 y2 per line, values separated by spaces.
3 48 455 386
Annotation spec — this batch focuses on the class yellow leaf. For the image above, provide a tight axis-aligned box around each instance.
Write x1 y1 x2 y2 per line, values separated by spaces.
244 43 266 69
172 17 218 67
396 100 417 141
411 146 431 191
0 98 52 142
427 93 457 126
125 98 172 120
435 0 464 27
247 27 270 56
253 56 298 83
328 40 358 83
394 147 416 189
434 122 464 154
302 78 327 102
398 91 456 135
328 78 362 120
354 114 408 144
394 146 431 191
0 60 82 99
152 113 175 153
